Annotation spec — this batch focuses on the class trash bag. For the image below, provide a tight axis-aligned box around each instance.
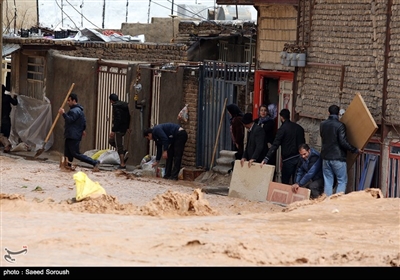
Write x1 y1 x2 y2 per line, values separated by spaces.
98 150 120 164
141 155 155 170
73 171 106 201
177 104 188 122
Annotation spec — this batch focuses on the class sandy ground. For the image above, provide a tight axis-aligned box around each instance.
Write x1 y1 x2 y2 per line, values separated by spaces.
0 153 399 267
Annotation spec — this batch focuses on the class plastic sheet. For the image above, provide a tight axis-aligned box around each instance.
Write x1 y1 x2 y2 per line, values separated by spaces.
73 171 106 202
9 95 53 152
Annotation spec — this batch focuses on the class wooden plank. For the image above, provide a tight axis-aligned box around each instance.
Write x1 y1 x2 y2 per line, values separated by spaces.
228 160 275 202
266 181 310 205
340 93 378 170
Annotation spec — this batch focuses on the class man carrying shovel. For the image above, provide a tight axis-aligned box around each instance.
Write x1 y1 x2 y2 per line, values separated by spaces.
58 93 100 172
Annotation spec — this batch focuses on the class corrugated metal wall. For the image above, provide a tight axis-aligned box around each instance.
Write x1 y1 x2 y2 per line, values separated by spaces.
197 60 249 170
95 62 128 150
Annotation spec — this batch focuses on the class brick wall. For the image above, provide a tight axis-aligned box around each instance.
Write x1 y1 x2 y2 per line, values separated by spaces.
181 67 200 168
62 42 189 62
3 37 189 63
296 0 400 126
257 5 297 70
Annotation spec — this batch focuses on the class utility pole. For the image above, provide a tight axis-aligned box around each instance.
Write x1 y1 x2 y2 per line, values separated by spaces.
37 0 39 27
147 0 151 24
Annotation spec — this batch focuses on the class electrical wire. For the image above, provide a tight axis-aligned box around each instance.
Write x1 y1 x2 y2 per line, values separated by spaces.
161 0 256 35
64 0 102 29
54 0 79 29
47 0 255 35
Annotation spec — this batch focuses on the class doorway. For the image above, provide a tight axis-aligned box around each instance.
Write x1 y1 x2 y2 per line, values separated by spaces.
253 70 294 182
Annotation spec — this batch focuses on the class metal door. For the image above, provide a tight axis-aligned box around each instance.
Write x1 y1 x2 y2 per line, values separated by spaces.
95 62 128 150
197 60 249 170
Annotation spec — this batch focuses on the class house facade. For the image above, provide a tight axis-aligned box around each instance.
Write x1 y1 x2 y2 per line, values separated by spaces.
218 0 400 197
2 19 257 172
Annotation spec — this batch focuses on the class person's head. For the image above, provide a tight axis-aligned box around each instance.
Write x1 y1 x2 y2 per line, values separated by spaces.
279 109 290 122
268 104 277 119
226 104 243 118
67 93 78 107
143 128 153 140
241 112 254 129
328 105 340 115
258 104 268 118
109 93 119 103
298 143 311 160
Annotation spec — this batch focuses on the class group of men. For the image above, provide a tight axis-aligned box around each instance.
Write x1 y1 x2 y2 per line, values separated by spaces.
58 92 188 180
42 90 361 198
239 105 361 199
58 93 131 172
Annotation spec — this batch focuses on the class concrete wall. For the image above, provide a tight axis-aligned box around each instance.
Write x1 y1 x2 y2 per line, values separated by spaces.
2 0 37 32
121 17 180 43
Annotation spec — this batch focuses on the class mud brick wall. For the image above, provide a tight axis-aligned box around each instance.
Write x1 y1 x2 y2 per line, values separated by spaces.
176 20 256 45
257 5 297 70
181 67 200 168
2 37 190 62
62 42 189 62
296 0 400 126
386 3 400 125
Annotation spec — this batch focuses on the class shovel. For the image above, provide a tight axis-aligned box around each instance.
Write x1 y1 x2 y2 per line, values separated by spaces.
34 83 75 158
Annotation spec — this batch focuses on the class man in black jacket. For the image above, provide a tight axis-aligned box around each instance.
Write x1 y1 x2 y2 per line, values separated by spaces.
262 109 305 184
320 105 361 196
109 93 131 169
240 113 267 168
1 85 18 138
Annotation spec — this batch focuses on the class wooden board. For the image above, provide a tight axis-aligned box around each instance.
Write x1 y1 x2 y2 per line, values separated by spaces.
266 182 310 206
228 160 275 202
340 93 378 170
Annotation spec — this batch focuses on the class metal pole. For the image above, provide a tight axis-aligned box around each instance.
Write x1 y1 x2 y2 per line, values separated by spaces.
13 0 16 33
36 0 39 27
171 0 174 15
126 0 128 23
0 0 3 126
147 0 151 24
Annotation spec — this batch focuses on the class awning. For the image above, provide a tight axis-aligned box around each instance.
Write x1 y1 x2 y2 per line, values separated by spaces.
2 43 21 57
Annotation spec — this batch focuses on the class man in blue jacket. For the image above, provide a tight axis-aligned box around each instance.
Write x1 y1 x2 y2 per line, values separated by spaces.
292 143 324 199
143 123 188 180
59 93 100 171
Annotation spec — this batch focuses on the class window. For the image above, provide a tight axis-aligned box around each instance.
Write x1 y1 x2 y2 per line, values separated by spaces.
27 56 45 100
